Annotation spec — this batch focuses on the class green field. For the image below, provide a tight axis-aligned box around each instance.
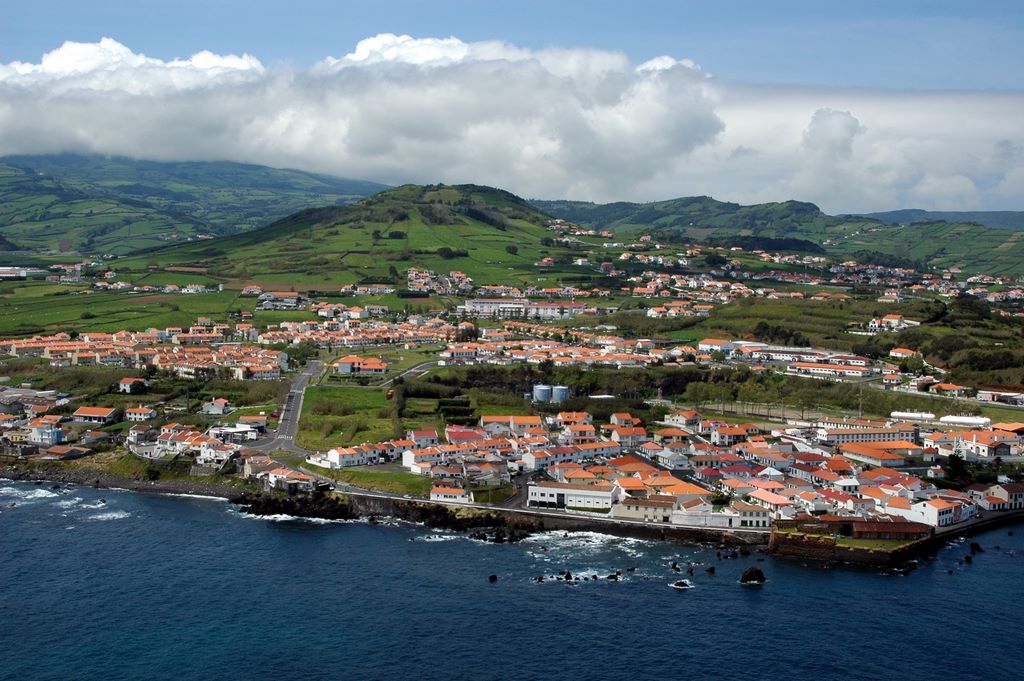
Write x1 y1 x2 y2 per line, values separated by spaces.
297 386 397 450
329 467 433 496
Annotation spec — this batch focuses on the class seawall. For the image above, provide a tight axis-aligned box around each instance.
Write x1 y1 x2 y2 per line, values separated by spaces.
243 490 771 547
769 510 1024 567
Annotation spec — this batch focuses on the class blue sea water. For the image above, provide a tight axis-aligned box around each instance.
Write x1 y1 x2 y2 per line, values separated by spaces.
1 480 1022 681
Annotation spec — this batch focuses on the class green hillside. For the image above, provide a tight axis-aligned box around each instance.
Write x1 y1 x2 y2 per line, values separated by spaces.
0 154 386 255
116 184 585 288
532 196 1024 275
857 209 1024 230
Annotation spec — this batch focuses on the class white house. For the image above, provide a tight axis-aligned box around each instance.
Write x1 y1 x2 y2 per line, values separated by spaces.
430 486 474 503
527 481 624 511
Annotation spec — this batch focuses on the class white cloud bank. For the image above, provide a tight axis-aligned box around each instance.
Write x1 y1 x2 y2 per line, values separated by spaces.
1 34 1022 212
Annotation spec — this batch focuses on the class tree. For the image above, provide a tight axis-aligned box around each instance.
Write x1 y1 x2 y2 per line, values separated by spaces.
704 253 727 267
947 453 967 482
505 245 518 256
684 382 713 409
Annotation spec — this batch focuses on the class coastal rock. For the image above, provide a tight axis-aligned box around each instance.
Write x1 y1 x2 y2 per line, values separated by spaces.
239 491 357 521
739 567 766 585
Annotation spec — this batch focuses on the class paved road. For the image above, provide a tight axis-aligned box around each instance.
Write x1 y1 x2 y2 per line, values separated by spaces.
252 360 321 454
379 360 438 388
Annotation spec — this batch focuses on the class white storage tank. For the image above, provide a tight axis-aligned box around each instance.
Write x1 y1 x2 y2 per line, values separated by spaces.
890 411 936 421
551 385 569 403
938 415 991 428
532 384 553 403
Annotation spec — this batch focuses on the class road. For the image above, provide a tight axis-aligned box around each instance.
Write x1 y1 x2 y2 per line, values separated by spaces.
252 360 321 454
378 360 438 388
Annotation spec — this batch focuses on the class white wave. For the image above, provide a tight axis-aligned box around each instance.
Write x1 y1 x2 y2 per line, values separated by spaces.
55 497 83 509
87 511 132 521
0 486 59 500
238 512 353 524
416 533 461 542
79 501 107 509
163 493 229 502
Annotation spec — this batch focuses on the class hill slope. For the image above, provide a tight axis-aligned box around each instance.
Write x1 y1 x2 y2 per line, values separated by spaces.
116 184 579 288
0 154 387 255
854 209 1024 230
532 197 1024 275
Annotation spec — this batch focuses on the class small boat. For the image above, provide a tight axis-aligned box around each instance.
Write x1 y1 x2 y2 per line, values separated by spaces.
669 579 695 590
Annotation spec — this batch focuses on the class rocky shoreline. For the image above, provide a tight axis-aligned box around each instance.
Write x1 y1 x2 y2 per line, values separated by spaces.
2 463 760 548
0 464 249 502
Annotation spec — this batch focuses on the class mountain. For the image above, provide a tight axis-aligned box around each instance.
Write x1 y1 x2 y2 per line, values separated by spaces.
853 209 1024 230
0 154 387 255
532 196 1024 275
115 184 575 288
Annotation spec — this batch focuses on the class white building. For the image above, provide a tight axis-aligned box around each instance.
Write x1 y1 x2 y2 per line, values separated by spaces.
527 481 624 511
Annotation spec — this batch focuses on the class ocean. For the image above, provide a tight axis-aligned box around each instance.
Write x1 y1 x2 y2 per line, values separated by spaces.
1 479 1021 681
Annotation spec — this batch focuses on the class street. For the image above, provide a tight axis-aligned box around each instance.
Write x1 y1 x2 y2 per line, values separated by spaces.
252 359 321 454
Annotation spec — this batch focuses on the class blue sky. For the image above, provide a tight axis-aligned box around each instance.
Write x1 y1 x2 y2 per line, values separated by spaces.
1 1 1023 210
3 0 1023 89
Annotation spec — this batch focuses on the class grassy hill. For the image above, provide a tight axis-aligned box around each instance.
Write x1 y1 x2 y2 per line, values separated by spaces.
0 154 386 255
532 196 1024 275
856 209 1024 230
115 184 590 288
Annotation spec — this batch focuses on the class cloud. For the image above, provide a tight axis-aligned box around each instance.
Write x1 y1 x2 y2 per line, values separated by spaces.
1 34 1022 212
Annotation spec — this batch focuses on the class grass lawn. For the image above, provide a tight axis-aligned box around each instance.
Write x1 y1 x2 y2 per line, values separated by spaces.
834 537 913 550
328 467 433 496
297 385 396 450
470 484 516 504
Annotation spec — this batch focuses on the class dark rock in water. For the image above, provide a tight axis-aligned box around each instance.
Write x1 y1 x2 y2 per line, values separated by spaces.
606 574 618 581
626 567 636 572
34 481 43 485
970 542 984 554
705 566 716 575
488 574 498 583
50 485 60 491
1009 531 1014 536
671 561 678 569
964 555 973 564
591 574 598 581
98 499 106 504
672 565 681 572
740 567 766 584
535 576 545 583
947 569 954 574
564 571 573 581
240 491 358 521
